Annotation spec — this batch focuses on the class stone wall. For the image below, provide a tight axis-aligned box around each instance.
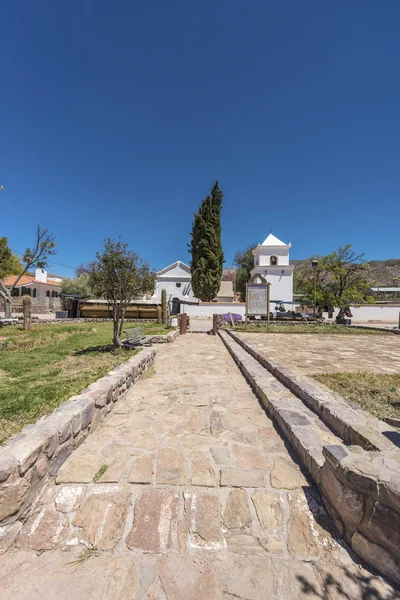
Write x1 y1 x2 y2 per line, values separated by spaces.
321 445 400 585
0 347 156 530
1 297 62 314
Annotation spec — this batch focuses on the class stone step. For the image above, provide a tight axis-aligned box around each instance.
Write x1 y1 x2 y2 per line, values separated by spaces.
219 330 344 485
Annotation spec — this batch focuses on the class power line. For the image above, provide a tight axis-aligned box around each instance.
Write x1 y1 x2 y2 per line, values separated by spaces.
11 249 77 271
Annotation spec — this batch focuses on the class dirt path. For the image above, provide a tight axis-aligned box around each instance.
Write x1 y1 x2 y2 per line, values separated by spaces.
0 335 397 599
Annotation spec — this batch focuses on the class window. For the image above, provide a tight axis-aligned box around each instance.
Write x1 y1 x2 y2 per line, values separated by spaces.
11 287 20 297
32 288 37 298
46 290 50 298
51 291 58 298
21 287 31 296
176 283 181 288
270 255 277 265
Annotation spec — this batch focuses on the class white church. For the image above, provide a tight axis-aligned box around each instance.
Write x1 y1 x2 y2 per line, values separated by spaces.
250 233 294 308
153 232 294 311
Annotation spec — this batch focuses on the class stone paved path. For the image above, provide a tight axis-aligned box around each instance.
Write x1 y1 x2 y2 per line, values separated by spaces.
0 335 398 599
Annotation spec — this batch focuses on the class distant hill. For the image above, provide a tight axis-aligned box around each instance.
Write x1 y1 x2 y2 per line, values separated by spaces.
292 259 400 286
224 259 400 287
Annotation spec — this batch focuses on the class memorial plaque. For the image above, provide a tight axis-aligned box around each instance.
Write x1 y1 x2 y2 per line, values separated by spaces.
247 285 269 315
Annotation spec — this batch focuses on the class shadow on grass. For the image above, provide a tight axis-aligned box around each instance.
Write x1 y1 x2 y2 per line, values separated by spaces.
73 344 129 355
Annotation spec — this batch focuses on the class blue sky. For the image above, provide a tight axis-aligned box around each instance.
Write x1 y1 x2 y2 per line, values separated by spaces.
1 1 399 277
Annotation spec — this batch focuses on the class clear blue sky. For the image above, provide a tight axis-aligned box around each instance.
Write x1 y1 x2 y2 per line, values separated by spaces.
1 1 399 277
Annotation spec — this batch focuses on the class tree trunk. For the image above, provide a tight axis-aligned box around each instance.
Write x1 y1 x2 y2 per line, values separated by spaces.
4 294 12 319
113 306 121 349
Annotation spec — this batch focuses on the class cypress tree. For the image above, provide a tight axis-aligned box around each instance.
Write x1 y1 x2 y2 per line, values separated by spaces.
189 181 225 301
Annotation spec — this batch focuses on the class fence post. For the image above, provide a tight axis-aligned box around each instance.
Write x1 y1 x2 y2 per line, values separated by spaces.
180 313 188 335
212 314 218 336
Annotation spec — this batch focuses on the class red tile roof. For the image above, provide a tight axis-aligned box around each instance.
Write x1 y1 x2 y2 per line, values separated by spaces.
3 275 61 287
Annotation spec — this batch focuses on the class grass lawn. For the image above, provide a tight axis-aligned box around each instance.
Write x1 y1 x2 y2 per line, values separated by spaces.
313 372 400 421
229 323 390 335
0 321 169 444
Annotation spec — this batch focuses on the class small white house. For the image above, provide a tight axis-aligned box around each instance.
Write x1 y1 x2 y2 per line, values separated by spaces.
153 261 197 302
4 269 62 299
250 233 294 309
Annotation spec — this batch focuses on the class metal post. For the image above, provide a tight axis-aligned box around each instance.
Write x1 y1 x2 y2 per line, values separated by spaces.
267 283 270 332
314 268 316 319
311 259 319 320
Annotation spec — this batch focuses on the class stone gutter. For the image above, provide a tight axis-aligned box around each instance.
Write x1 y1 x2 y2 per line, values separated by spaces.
0 347 156 533
219 329 400 585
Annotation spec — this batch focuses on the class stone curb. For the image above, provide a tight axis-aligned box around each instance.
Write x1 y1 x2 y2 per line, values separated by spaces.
219 329 400 585
226 329 400 453
348 325 400 335
0 347 156 528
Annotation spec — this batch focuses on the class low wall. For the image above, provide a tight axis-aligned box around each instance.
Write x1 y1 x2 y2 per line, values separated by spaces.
181 301 246 318
324 305 400 323
321 445 400 585
224 329 400 585
0 347 156 534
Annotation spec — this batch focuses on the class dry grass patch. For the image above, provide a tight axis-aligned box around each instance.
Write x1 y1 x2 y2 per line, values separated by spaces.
313 372 400 421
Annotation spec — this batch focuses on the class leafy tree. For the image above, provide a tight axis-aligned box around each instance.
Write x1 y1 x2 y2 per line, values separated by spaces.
88 238 156 349
189 181 225 301
0 237 23 279
233 245 256 301
296 244 373 319
0 226 56 318
60 273 94 297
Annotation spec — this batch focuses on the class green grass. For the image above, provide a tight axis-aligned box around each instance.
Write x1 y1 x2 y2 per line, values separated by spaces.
312 372 400 421
93 464 109 483
0 321 169 444
228 323 390 335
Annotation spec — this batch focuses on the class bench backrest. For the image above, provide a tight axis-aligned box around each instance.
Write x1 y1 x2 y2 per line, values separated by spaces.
124 326 145 342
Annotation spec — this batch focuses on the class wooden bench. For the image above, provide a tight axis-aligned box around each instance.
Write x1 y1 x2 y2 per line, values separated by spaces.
124 326 154 346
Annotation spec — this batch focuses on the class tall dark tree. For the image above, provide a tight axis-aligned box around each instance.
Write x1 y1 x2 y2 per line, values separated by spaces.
189 181 225 301
234 244 256 301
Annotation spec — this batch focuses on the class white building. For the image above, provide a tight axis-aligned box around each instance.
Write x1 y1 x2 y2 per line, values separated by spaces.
250 233 294 309
153 261 197 302
4 269 62 299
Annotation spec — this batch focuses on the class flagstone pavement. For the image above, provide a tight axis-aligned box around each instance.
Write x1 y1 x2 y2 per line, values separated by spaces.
235 332 400 375
0 335 398 599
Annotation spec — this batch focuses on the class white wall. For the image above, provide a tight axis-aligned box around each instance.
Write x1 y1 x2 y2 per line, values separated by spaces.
323 305 400 323
180 302 246 318
153 277 197 302
254 246 290 267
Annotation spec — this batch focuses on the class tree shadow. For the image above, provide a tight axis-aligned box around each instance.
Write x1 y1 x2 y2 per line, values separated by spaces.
73 344 129 355
297 565 400 599
382 430 400 448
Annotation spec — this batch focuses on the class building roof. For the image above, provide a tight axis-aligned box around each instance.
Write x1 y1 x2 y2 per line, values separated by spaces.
260 233 291 247
3 275 61 288
157 260 191 277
